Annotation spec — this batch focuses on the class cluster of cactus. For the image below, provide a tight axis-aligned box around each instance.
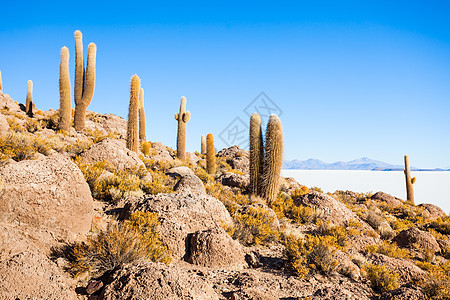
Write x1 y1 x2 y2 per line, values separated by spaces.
249 113 283 205
73 30 97 131
206 133 216 174
127 75 140 152
404 155 416 204
58 30 97 132
25 80 33 117
174 96 191 160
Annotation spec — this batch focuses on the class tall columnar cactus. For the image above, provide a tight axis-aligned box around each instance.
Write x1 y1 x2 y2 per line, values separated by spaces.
206 133 216 175
174 96 191 160
0 71 3 92
26 80 33 117
261 114 283 205
249 112 264 197
138 88 146 141
201 135 206 154
59 46 72 132
73 30 97 131
127 75 140 152
404 155 415 204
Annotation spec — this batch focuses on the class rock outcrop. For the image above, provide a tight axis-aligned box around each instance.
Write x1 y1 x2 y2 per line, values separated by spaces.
371 191 403 207
0 155 93 242
217 172 249 188
217 145 249 173
99 262 219 300
393 227 440 252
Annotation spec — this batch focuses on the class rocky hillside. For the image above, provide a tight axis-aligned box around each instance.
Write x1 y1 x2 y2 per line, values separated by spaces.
0 91 449 299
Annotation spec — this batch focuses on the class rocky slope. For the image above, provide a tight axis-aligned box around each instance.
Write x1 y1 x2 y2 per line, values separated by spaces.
0 91 449 299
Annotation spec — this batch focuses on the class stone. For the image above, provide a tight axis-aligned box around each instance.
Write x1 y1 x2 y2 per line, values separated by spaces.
217 172 249 188
392 227 440 253
217 145 249 173
371 191 403 207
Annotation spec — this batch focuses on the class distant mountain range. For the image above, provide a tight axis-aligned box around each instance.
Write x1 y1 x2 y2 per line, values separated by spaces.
283 157 448 171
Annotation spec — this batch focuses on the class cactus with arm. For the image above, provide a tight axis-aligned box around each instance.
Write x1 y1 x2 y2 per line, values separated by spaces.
174 96 191 160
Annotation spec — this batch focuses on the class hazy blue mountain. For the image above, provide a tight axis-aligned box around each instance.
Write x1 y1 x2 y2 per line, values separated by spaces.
283 157 405 171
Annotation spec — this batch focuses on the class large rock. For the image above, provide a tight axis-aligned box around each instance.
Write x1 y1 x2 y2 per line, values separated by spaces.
187 226 246 269
0 156 93 242
392 227 440 253
0 92 21 112
371 192 403 207
217 145 249 173
148 142 173 162
0 114 9 133
167 167 205 194
120 191 233 259
417 203 446 220
217 172 249 188
368 253 426 284
99 262 219 300
0 250 77 300
80 138 144 170
379 284 426 300
294 191 362 226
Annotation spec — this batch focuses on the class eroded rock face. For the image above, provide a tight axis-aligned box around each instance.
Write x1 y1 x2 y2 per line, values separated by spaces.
0 155 93 242
217 145 249 173
393 227 440 253
187 226 246 269
80 138 144 170
149 142 173 162
99 262 219 300
120 191 233 260
0 250 77 300
371 191 403 207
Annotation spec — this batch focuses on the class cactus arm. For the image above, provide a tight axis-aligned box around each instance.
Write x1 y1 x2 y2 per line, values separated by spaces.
183 111 191 123
74 30 84 106
174 113 179 120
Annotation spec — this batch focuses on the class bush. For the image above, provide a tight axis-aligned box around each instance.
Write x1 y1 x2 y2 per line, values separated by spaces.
284 234 339 277
0 132 52 161
317 220 348 248
205 181 248 215
365 263 399 293
432 217 450 235
70 212 171 277
366 240 410 259
271 193 323 224
233 206 279 246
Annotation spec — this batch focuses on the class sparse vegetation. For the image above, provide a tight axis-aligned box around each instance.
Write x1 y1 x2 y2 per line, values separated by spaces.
364 263 399 293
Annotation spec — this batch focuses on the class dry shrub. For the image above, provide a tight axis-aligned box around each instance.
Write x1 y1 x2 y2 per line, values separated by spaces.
317 220 348 247
84 128 119 143
365 208 385 230
140 141 152 156
271 193 323 224
0 132 51 161
71 212 171 277
284 234 339 278
233 206 279 246
417 261 450 299
364 263 399 293
205 181 248 215
432 217 450 235
366 240 410 259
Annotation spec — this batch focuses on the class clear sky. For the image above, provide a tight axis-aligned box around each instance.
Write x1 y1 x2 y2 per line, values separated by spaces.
1 1 449 168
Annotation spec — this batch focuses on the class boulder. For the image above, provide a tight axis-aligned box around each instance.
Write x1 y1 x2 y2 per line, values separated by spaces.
392 227 440 253
99 262 219 300
0 114 9 133
186 152 199 165
101 113 127 138
0 155 93 242
174 174 206 194
167 166 195 177
280 177 302 193
417 203 446 220
149 142 173 162
217 145 249 173
367 253 426 284
187 226 246 269
120 191 233 259
371 192 403 207
0 92 21 112
294 191 362 227
217 172 249 188
0 250 77 300
79 138 145 170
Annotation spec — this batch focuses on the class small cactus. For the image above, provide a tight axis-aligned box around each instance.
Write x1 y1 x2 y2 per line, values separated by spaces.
138 88 146 141
127 75 140 153
260 114 283 205
404 155 415 204
73 30 97 131
201 135 206 154
59 46 71 132
249 112 264 197
26 80 33 117
0 70 3 92
174 96 191 160
206 133 216 175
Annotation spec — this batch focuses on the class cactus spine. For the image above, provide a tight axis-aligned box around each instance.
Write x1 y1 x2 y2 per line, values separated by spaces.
59 47 71 131
404 155 415 204
26 80 33 117
73 30 97 131
260 114 283 205
249 112 264 197
0 71 2 92
201 135 206 154
127 75 140 152
174 96 191 160
138 88 146 141
206 133 216 175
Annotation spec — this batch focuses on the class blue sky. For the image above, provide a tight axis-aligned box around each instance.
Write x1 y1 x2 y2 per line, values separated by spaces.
1 1 449 168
